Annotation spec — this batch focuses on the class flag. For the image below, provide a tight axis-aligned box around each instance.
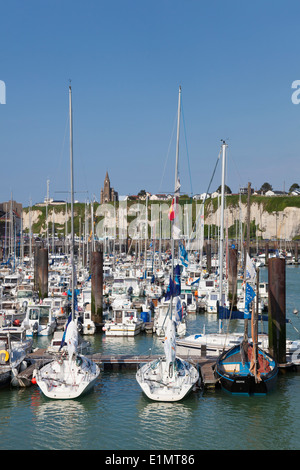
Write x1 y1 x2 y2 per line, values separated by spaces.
175 295 183 322
179 242 188 267
169 197 176 221
165 276 174 301
174 264 181 296
244 283 256 319
59 312 72 350
168 177 180 221
164 265 181 300
246 254 256 283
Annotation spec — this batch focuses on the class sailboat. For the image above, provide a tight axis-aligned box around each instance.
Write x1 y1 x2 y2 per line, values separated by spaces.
214 340 278 395
32 84 100 399
136 319 200 401
136 86 200 402
214 258 278 395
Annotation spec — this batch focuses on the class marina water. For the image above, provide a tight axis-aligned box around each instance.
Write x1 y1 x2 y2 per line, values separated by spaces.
1 266 300 451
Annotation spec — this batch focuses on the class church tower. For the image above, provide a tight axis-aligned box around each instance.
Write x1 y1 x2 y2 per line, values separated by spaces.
100 172 118 203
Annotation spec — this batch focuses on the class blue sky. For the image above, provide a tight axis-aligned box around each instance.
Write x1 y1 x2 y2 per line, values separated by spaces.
1 0 300 206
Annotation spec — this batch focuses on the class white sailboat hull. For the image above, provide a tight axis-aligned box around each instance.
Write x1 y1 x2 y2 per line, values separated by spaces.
33 355 100 399
136 356 200 402
176 333 244 357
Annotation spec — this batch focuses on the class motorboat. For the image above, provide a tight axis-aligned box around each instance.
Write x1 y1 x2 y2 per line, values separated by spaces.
21 305 57 336
176 331 244 357
78 306 96 335
0 331 28 388
47 330 90 355
103 307 143 336
153 297 186 338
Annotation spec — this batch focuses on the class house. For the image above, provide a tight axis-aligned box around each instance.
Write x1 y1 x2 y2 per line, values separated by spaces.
291 189 300 196
149 194 172 201
193 193 210 201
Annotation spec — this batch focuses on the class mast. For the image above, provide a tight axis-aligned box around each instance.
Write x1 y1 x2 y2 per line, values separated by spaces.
69 84 75 320
219 140 227 306
175 85 181 191
170 85 181 320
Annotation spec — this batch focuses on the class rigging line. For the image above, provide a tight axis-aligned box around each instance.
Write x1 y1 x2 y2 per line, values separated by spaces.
159 110 178 193
227 147 243 190
54 112 69 198
188 149 221 242
181 98 193 196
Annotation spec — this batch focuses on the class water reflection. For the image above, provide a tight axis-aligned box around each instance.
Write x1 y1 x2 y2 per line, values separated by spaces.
29 387 102 450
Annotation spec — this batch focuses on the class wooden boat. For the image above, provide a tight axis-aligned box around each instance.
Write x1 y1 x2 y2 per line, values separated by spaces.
214 341 278 395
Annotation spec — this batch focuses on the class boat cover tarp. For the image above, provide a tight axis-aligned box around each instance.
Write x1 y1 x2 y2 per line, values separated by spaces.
218 306 269 322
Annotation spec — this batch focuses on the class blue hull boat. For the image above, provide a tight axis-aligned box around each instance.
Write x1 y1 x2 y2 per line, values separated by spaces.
214 341 278 395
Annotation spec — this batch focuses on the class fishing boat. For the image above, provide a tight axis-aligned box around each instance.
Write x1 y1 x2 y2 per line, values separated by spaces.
214 340 278 395
32 84 100 399
136 319 200 401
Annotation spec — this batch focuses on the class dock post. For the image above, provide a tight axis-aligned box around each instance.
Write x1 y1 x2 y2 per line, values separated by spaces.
268 257 286 364
91 247 103 327
294 241 298 265
265 242 269 266
34 246 39 292
37 247 48 299
228 247 238 309
206 243 211 273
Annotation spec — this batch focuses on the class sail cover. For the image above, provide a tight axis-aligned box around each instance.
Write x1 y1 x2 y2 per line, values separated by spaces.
65 320 78 360
164 319 176 366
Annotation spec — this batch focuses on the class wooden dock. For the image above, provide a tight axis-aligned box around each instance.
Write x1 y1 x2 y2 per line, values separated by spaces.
20 349 218 389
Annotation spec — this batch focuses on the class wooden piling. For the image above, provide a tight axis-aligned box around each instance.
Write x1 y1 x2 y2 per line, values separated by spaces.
228 247 238 309
91 248 103 326
268 257 286 364
206 243 211 273
294 242 298 264
36 247 48 299
265 242 269 266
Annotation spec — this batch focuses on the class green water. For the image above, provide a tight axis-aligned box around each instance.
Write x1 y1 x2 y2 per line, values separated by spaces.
1 266 300 451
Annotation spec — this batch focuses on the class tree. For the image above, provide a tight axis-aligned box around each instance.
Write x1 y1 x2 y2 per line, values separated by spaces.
216 184 232 194
137 189 147 198
260 182 273 193
289 183 300 193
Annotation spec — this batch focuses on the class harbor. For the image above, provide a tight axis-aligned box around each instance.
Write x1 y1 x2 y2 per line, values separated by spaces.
1 263 300 451
2 0 300 451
